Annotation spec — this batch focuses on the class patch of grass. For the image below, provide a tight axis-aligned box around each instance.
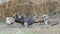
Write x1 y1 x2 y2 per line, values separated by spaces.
0 31 12 34
0 19 5 23
0 31 37 34
21 32 37 34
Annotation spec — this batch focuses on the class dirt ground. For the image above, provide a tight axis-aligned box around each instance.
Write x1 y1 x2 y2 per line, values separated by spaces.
0 22 60 34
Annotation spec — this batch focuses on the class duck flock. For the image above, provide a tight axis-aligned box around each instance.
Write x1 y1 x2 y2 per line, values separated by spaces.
6 13 50 27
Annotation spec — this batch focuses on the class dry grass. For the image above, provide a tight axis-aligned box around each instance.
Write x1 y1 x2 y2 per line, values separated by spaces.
0 0 60 19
